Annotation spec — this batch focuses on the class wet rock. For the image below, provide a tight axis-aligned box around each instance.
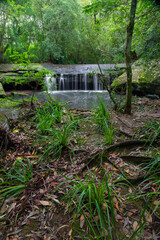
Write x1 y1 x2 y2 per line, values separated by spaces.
146 94 159 99
0 63 46 91
0 82 5 97
112 67 160 96
11 91 28 97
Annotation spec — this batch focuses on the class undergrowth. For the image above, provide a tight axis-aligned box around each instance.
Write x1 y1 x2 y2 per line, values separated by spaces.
0 159 33 198
92 97 116 144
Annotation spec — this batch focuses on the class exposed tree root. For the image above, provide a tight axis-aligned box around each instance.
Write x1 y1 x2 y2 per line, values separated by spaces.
121 155 153 165
0 124 22 152
105 139 147 152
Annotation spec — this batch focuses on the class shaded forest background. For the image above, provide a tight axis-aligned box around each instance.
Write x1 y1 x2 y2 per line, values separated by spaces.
0 0 160 64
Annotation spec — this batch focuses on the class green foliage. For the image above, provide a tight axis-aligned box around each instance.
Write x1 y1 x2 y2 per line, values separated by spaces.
34 99 80 159
62 170 146 239
34 101 63 134
62 171 117 239
92 98 115 144
0 159 33 198
138 118 160 145
130 149 160 222
42 121 79 158
1 0 160 64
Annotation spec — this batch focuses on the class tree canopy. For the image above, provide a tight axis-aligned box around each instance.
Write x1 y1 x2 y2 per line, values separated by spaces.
0 0 159 64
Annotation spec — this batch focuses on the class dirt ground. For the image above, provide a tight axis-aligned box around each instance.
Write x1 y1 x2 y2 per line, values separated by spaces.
0 96 159 240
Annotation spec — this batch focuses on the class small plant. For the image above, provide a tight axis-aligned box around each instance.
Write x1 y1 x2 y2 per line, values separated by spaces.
42 121 79 158
34 101 63 134
138 118 160 146
92 97 116 144
62 171 117 239
0 159 33 198
92 97 111 132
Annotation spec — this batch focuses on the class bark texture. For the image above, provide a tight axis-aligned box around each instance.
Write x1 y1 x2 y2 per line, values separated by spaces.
125 0 138 114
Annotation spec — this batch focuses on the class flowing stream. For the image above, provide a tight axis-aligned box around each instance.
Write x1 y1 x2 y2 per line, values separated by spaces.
41 64 118 109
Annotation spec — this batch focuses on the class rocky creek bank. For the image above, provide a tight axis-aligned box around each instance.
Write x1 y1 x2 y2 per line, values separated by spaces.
0 63 160 98
112 66 160 98
0 64 47 97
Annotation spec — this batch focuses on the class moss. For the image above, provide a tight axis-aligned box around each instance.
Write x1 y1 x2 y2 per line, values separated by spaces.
112 67 160 96
0 97 28 108
112 68 143 88
0 82 5 97
138 70 159 83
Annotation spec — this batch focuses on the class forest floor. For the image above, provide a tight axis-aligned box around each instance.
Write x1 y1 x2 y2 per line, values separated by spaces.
0 95 160 240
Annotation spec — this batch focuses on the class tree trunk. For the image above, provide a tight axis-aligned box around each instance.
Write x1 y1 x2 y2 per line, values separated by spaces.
125 0 138 114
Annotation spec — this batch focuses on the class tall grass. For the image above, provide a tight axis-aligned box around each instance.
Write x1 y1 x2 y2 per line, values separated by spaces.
34 100 63 134
62 171 117 239
92 98 116 144
61 170 146 239
0 159 33 198
41 120 80 158
139 118 160 146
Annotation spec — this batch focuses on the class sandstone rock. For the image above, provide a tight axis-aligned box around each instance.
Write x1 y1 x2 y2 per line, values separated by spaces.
0 82 5 97
112 67 160 96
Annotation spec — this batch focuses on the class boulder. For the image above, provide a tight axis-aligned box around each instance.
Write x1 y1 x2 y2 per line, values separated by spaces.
0 63 47 91
0 82 5 97
112 67 160 96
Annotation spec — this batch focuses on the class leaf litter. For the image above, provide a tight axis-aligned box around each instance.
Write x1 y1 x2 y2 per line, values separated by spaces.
0 97 160 239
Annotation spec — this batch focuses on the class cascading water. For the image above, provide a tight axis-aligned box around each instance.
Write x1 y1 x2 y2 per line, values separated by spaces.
41 64 122 108
45 74 57 91
45 73 105 91
59 74 65 90
84 73 87 90
43 63 119 92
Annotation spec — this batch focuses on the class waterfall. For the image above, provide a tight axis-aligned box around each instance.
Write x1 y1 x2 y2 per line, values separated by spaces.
84 74 87 90
45 74 57 91
75 75 78 90
45 73 105 91
93 74 98 90
59 74 65 90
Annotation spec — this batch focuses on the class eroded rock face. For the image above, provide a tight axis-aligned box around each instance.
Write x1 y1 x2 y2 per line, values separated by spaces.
112 68 160 96
0 64 46 92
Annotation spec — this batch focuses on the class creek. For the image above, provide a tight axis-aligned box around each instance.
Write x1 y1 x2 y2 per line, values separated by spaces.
41 63 118 109
0 64 121 124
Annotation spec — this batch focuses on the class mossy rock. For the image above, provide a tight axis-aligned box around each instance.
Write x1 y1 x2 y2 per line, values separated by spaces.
112 68 160 96
0 63 48 91
0 82 5 98
11 91 28 96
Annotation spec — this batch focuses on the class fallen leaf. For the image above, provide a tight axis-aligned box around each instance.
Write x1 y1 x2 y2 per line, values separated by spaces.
123 217 129 228
104 163 109 168
94 215 99 221
8 202 16 213
145 214 152 223
13 129 19 133
153 200 159 205
40 189 45 194
39 200 50 206
68 229 72 239
128 211 133 216
133 221 138 231
113 197 118 204
115 214 123 222
130 209 138 213
50 181 59 185
80 215 85 228
115 202 120 211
